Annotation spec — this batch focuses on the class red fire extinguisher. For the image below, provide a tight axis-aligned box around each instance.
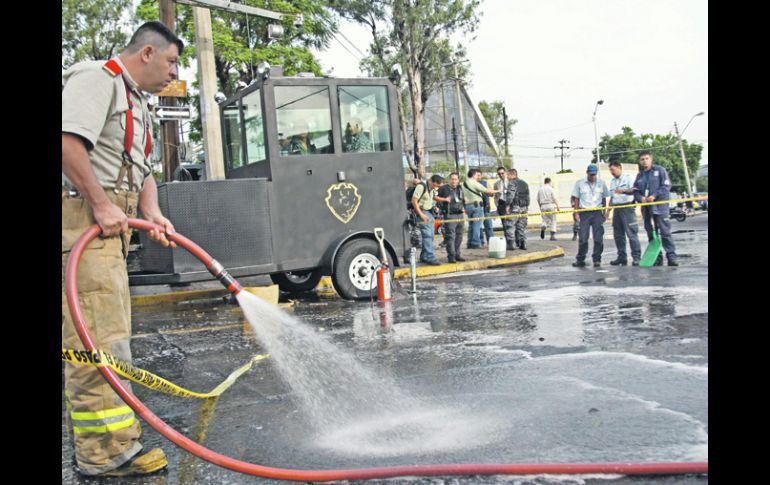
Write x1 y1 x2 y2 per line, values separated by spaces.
373 228 392 301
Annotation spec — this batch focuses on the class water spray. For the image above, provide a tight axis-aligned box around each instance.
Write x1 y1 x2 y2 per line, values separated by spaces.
64 218 708 481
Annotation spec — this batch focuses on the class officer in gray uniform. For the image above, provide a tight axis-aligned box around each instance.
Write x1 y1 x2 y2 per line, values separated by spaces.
501 169 530 250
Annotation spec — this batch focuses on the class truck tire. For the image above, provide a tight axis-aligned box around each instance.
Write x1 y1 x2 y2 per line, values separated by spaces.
673 212 686 222
270 269 323 293
332 239 389 300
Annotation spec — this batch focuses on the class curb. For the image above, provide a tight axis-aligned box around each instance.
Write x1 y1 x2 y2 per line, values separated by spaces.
131 285 279 307
316 247 565 295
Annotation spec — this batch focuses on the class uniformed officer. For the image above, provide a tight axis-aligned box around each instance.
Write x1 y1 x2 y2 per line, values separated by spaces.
608 160 642 265
62 21 182 477
411 174 444 265
506 169 530 250
497 168 529 251
463 168 497 249
571 164 611 267
436 172 466 263
632 151 678 266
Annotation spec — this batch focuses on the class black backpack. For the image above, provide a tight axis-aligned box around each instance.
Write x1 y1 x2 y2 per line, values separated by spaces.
406 182 429 209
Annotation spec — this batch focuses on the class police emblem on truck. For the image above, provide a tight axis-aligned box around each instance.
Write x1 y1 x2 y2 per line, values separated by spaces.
325 182 361 224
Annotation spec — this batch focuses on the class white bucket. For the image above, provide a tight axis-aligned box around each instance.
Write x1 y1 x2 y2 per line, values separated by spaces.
488 236 506 259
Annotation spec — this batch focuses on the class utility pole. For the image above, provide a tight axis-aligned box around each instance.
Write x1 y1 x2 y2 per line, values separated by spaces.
554 139 570 172
502 106 509 158
193 7 225 180
451 117 460 174
439 81 451 165
453 63 469 175
674 121 693 198
160 0 180 181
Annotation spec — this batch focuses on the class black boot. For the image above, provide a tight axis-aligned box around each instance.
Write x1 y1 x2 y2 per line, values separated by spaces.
540 227 545 239
519 241 527 250
550 232 557 241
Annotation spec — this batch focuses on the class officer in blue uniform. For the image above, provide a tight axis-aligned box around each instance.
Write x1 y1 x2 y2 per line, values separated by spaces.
632 151 678 266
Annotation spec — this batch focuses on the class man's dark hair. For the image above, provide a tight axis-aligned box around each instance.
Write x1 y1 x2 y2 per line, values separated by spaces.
544 177 551 184
467 168 481 178
126 21 185 55
497 166 506 173
449 172 460 179
638 150 652 159
429 174 444 184
609 160 622 168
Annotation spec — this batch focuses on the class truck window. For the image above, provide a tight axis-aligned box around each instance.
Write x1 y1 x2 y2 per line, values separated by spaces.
242 89 266 164
222 103 244 169
275 86 334 156
338 85 392 153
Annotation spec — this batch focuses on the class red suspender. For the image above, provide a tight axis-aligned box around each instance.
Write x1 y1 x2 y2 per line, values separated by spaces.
103 59 152 160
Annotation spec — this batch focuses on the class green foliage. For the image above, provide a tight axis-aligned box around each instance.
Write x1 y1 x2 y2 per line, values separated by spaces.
478 100 516 154
557 169 574 174
137 0 335 97
696 177 708 192
62 0 135 69
331 0 481 176
598 126 703 189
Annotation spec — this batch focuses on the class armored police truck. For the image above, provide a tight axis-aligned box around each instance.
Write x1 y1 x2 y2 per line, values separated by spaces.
130 70 408 300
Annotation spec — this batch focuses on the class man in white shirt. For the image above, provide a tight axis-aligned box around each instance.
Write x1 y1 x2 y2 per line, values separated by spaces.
536 177 560 240
608 161 642 266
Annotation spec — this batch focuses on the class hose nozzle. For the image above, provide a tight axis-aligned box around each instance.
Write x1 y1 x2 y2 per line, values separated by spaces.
208 260 243 295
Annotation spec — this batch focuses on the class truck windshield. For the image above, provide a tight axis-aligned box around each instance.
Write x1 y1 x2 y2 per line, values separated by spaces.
275 86 334 156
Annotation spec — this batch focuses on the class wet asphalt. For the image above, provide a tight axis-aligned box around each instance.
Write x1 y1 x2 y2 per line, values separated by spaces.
62 213 708 485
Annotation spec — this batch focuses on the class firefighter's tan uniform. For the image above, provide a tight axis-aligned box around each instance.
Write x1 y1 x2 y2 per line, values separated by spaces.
62 57 153 475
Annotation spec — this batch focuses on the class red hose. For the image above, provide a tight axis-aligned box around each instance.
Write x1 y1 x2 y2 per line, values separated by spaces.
65 218 708 481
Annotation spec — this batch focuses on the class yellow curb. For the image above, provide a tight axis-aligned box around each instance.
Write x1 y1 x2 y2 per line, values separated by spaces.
131 285 279 307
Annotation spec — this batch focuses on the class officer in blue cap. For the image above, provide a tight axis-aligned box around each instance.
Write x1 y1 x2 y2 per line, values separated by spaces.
571 164 611 267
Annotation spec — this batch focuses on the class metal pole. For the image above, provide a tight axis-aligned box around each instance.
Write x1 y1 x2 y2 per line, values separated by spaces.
452 117 459 174
502 106 509 158
674 122 693 198
409 247 417 294
592 100 603 164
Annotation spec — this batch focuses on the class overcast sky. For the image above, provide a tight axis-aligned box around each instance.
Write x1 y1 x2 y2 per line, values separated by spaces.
311 0 708 177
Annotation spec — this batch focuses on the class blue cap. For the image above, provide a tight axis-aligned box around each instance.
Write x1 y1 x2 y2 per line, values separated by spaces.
586 164 598 174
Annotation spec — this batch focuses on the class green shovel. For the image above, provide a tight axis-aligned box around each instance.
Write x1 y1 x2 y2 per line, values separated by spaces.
639 229 662 267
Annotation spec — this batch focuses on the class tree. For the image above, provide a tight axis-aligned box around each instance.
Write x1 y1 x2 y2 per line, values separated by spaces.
598 127 704 190
331 0 481 178
62 0 135 69
478 100 516 159
136 0 337 144
138 1 336 98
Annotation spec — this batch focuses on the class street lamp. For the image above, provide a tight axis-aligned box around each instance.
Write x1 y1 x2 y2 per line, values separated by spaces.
674 111 705 198
592 100 604 163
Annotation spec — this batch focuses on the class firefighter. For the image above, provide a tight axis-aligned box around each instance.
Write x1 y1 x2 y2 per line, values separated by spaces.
62 22 182 476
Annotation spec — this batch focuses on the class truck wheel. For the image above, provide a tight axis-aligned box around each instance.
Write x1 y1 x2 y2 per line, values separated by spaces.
270 269 323 293
674 212 686 222
332 239 388 300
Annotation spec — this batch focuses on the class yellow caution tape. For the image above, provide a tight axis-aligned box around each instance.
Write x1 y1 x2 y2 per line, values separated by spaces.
61 348 268 399
418 195 709 225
